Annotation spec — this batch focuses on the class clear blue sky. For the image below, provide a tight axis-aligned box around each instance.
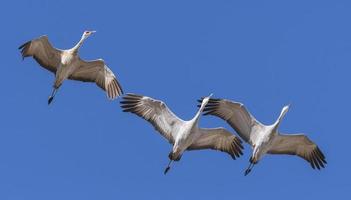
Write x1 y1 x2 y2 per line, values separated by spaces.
0 0 349 199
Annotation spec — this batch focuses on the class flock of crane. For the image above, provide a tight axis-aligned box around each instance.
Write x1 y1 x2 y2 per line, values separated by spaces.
19 30 327 175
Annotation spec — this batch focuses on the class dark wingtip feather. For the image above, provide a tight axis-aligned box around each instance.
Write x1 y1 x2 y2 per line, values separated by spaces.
203 107 213 112
18 41 32 59
203 111 214 116
120 94 144 113
112 80 118 98
125 93 143 98
229 136 244 159
122 94 143 101
18 41 30 50
234 138 244 149
313 156 321 170
111 82 117 99
203 106 216 112
120 100 139 104
107 83 114 99
317 147 326 159
120 104 137 109
122 107 137 113
315 147 327 165
310 161 315 169
114 79 124 95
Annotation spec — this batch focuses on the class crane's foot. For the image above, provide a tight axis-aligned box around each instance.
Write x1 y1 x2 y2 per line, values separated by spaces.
164 166 171 175
48 96 54 105
244 168 252 176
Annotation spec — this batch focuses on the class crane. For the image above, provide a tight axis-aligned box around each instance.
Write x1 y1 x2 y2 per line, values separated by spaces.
200 97 327 175
19 31 123 104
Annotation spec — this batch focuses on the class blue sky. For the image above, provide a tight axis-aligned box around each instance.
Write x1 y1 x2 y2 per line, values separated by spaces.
0 0 349 199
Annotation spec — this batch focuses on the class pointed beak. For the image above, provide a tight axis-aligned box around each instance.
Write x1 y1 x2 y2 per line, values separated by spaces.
202 93 213 104
287 103 291 109
91 31 96 34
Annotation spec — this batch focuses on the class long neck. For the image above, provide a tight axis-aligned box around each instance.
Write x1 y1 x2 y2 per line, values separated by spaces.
272 108 288 132
71 35 86 53
192 102 207 123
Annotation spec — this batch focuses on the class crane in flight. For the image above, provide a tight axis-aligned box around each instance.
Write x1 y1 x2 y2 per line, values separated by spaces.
200 97 327 176
121 93 243 174
19 31 123 104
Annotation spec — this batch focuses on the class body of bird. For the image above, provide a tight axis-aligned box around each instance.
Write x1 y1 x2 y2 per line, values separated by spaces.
249 106 290 163
54 52 79 88
250 125 276 163
172 120 205 160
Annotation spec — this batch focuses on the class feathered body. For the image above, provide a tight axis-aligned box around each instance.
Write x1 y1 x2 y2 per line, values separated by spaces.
19 31 123 103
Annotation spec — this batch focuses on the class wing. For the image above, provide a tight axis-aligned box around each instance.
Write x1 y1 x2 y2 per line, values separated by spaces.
200 98 263 145
120 94 184 144
188 128 244 159
267 134 327 169
69 59 123 100
19 35 62 73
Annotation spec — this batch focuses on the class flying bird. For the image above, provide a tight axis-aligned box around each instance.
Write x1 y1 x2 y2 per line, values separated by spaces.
19 31 123 104
121 93 243 174
200 97 327 176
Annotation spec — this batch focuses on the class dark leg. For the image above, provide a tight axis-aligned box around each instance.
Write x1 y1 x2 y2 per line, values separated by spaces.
164 151 180 175
48 87 58 105
244 163 255 176
244 157 255 176
164 159 173 175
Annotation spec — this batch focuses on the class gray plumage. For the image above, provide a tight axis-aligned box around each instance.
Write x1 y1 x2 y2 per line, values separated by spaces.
19 31 123 103
201 98 326 173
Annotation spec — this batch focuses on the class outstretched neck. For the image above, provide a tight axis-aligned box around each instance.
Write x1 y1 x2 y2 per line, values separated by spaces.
272 105 289 132
71 35 87 53
192 102 206 123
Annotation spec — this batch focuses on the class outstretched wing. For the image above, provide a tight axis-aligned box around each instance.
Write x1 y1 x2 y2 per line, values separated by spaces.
69 59 123 100
19 35 62 73
120 94 184 144
188 128 244 159
200 98 263 145
268 133 327 169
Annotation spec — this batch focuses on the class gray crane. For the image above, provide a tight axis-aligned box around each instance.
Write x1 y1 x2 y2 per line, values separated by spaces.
19 31 123 104
201 97 327 175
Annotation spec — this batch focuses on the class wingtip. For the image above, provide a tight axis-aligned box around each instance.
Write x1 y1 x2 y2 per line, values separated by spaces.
125 93 143 97
18 41 30 50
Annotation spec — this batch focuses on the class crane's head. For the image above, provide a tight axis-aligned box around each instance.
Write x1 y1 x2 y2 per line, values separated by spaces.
83 30 96 38
273 104 291 129
200 93 213 109
281 104 290 118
